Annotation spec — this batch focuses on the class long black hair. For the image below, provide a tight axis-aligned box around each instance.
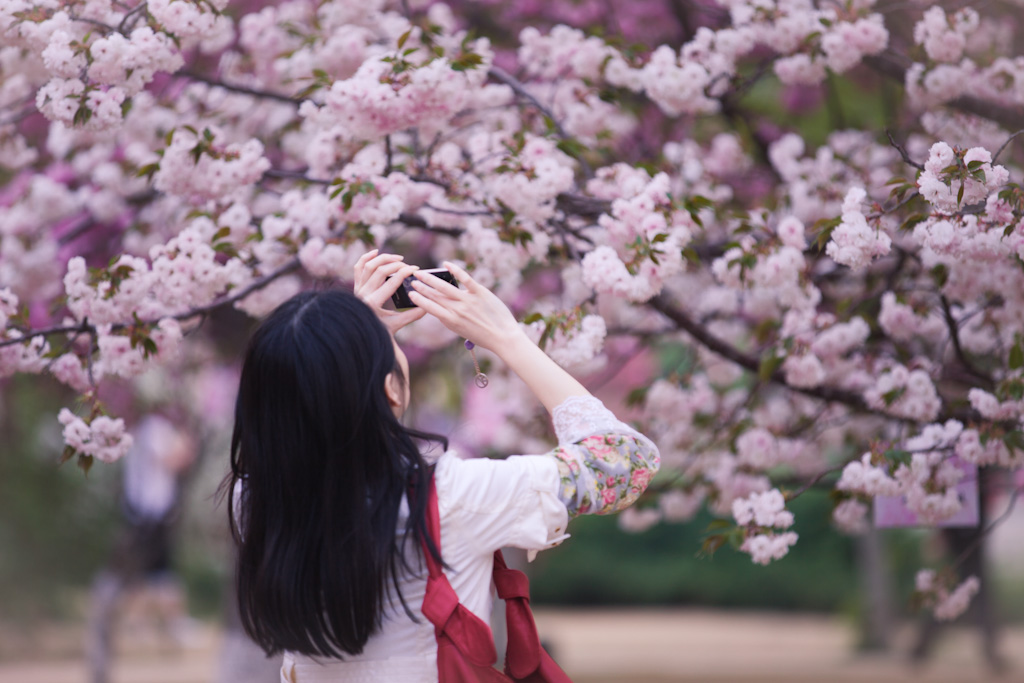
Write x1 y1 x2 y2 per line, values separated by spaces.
226 289 445 658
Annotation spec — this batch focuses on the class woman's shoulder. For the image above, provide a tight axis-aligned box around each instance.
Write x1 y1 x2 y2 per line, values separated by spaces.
433 449 559 517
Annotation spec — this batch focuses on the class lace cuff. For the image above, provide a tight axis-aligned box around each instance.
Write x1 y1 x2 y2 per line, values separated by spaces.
551 395 642 445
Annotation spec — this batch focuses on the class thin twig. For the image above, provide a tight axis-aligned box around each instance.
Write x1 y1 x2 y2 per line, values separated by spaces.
951 486 1021 571
886 129 925 171
58 217 97 246
939 294 993 387
423 203 494 216
177 71 300 105
397 212 463 237
85 327 97 388
68 14 117 32
0 106 37 126
2 260 303 349
992 129 1024 165
169 258 303 322
0 321 92 349
648 294 875 413
865 53 1024 132
262 168 331 185
785 464 845 501
487 66 594 180
118 1 148 34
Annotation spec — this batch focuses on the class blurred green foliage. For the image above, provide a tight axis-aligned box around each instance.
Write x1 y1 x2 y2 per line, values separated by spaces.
530 490 923 613
0 376 120 618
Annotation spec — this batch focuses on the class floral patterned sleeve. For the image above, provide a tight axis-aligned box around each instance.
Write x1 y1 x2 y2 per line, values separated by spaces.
548 395 661 518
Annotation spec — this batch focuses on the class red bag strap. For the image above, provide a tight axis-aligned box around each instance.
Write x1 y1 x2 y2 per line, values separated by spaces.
419 471 445 581
414 471 572 682
416 473 498 669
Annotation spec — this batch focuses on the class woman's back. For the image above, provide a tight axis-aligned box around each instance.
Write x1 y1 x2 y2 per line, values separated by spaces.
231 255 660 682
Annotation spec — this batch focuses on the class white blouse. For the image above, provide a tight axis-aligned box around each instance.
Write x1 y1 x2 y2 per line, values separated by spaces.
280 396 659 683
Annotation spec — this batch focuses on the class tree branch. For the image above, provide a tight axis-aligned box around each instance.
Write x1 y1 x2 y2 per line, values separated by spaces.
262 168 331 184
993 129 1024 165
864 53 1024 132
487 66 595 180
397 212 464 237
171 258 302 322
785 464 845 502
555 192 610 219
939 294 993 388
648 294 874 411
1 259 302 349
886 129 924 171
952 484 1021 572
176 71 300 106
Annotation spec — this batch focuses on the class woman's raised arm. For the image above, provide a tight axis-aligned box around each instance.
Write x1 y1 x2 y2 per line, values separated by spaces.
409 262 590 413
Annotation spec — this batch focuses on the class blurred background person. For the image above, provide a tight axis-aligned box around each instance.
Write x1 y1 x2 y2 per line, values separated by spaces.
86 413 197 683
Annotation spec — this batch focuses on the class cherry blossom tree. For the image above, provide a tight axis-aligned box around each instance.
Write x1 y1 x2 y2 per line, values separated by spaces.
3 0 1024 629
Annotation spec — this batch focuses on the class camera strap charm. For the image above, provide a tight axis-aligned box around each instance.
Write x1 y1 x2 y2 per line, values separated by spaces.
464 340 489 388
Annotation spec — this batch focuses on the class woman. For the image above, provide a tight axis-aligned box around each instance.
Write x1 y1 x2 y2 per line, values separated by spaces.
227 251 660 681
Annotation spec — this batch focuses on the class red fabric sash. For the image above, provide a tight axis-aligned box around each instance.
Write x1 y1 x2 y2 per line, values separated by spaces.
417 474 572 683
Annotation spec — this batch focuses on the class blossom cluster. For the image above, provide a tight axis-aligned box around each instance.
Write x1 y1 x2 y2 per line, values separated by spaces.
732 489 799 566
152 129 271 202
905 7 1024 109
917 143 1009 214
863 365 942 422
825 187 892 270
58 408 133 464
915 570 981 621
582 169 693 302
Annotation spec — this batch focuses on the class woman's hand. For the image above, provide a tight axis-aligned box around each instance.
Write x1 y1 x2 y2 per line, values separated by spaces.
407 261 524 351
353 250 426 334
410 261 590 412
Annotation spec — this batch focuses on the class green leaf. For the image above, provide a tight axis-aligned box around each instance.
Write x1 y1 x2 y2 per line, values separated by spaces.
758 351 782 382
705 519 732 532
136 162 160 180
812 216 842 251
1010 339 1024 370
1002 379 1024 401
882 448 912 466
699 534 725 557
1003 431 1024 453
73 105 93 127
522 312 544 325
555 137 586 158
898 213 929 233
397 28 412 50
77 453 94 476
58 444 76 466
882 386 906 406
451 51 483 71
682 246 699 264
625 386 649 407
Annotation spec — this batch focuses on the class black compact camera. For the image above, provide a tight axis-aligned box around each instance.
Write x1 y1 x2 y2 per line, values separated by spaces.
390 268 458 309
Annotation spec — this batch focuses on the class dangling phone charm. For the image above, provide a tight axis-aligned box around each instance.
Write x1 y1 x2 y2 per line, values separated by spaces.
465 340 488 388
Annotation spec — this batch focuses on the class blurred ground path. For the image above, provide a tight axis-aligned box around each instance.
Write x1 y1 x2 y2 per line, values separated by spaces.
2 608 1023 682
